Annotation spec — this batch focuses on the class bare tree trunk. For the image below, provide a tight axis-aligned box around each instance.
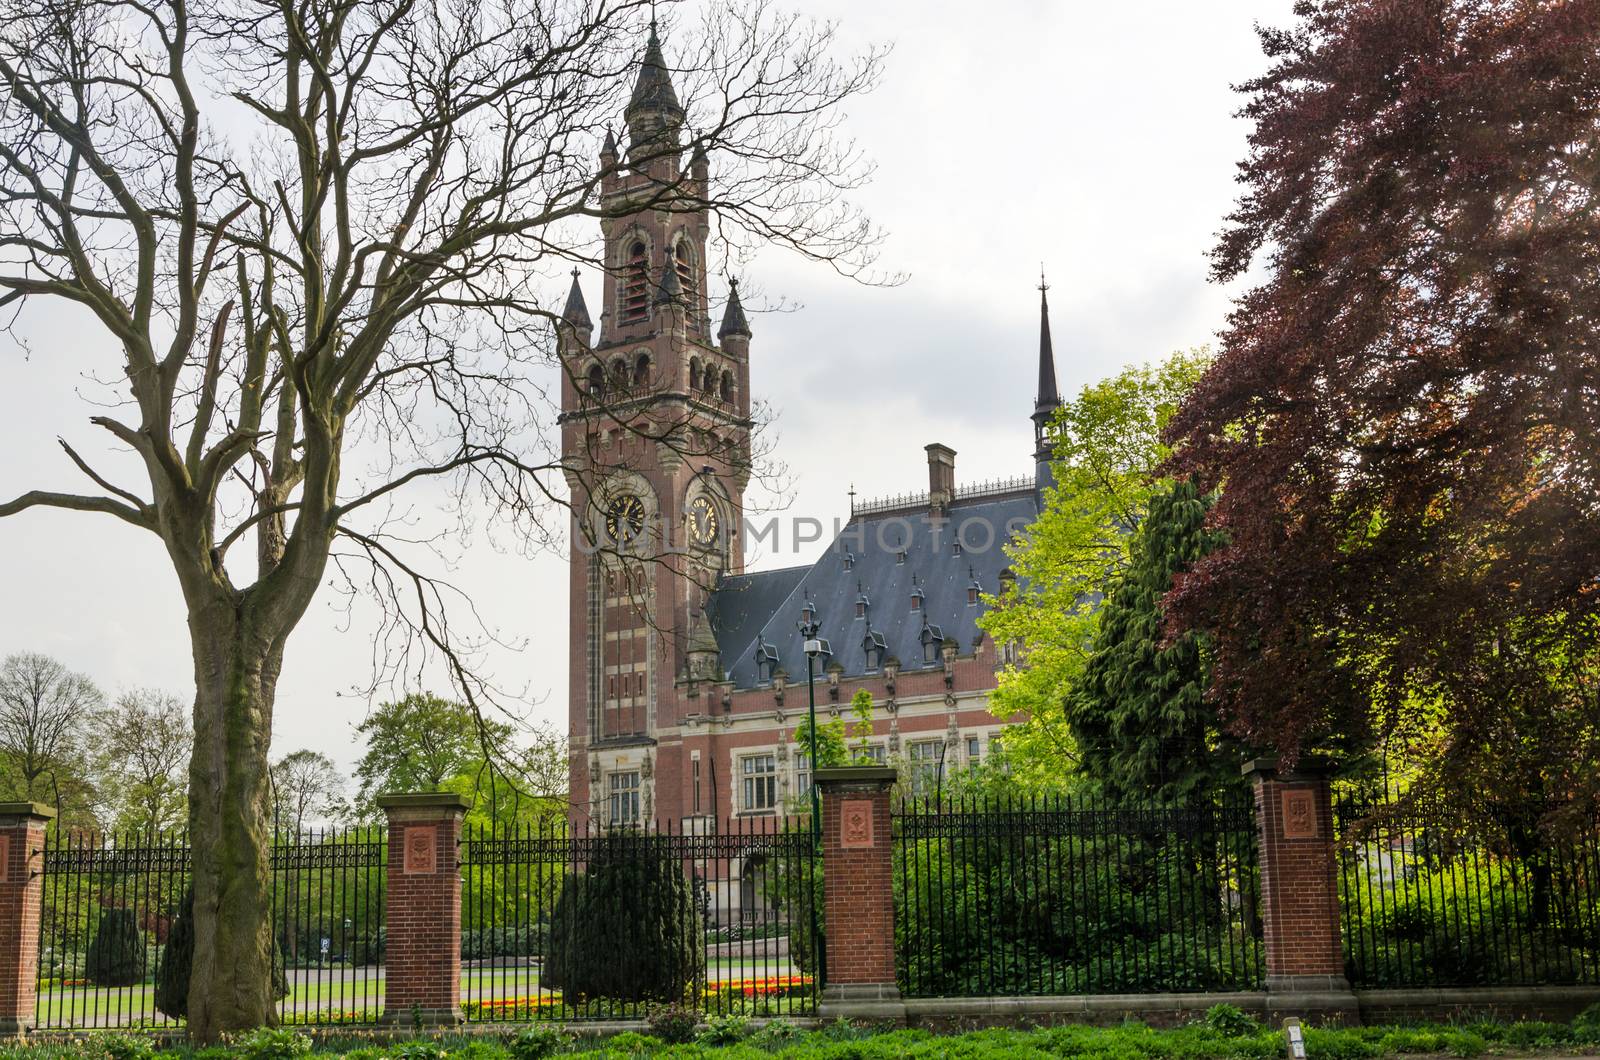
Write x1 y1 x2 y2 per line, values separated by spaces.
185 598 284 1040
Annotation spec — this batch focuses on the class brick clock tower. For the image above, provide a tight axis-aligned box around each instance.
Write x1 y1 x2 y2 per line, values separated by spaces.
561 25 753 826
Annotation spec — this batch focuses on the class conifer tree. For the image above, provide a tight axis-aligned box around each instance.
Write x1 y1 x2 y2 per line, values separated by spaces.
1070 480 1234 806
85 908 144 987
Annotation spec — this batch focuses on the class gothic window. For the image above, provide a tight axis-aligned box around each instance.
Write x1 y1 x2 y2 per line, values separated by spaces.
621 240 649 323
609 357 628 388
633 353 651 386
719 369 733 403
689 358 702 392
586 363 604 397
674 241 698 314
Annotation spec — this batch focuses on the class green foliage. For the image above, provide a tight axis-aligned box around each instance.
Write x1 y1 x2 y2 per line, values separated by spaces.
460 924 546 960
1071 479 1238 806
1204 1003 1261 1037
387 1043 445 1060
645 1004 699 1044
695 1014 750 1045
232 1027 311 1060
85 907 144 987
92 1035 158 1060
544 832 704 1003
155 889 194 1017
895 820 1261 996
979 350 1209 790
594 1032 658 1056
353 693 512 812
506 1028 566 1060
749 1018 802 1046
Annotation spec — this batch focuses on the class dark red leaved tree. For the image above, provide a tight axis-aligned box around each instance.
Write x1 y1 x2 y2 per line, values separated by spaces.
1168 0 1600 810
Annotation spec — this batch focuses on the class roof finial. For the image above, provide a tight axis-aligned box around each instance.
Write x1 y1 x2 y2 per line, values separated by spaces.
1038 264 1049 294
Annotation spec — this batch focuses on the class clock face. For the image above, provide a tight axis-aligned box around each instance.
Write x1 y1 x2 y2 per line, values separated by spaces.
604 494 646 543
688 496 720 547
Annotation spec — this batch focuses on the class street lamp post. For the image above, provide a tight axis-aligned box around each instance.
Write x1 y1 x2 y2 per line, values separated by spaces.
799 617 830 835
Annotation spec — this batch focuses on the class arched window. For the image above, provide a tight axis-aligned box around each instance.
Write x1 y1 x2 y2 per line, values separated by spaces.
689 358 702 392
586 363 604 397
633 352 651 386
609 357 628 388
621 240 649 323
675 241 698 314
719 369 733 403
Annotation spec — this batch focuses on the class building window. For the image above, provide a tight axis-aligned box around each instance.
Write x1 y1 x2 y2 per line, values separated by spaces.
633 352 651 386
967 736 982 771
692 755 702 814
608 771 641 825
910 591 922 612
719 369 733 402
855 600 866 618
675 241 698 310
621 241 649 322
742 754 777 812
968 584 980 605
860 743 887 765
908 740 944 796
843 552 853 571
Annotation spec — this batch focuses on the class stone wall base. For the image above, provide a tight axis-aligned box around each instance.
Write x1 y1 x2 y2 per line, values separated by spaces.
819 982 907 1023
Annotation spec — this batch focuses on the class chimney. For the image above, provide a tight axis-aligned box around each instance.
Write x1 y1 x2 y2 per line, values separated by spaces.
925 443 956 515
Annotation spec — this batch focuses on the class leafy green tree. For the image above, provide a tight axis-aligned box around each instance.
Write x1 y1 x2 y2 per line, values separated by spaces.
979 351 1208 788
1070 480 1236 806
90 690 191 834
353 694 511 813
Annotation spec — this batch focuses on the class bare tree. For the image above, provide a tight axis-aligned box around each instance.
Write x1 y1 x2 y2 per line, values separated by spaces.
90 689 192 834
269 749 346 835
0 0 883 1036
0 652 102 807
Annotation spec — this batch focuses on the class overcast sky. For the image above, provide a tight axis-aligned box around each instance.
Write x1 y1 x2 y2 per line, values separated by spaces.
0 0 1293 772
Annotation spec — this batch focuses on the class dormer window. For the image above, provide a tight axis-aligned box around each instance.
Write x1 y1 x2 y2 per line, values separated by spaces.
968 581 981 606
621 241 649 323
862 630 886 672
801 602 815 625
920 623 945 665
910 589 923 612
755 638 779 686
952 541 963 557
896 550 906 565
843 552 854 572
855 594 869 619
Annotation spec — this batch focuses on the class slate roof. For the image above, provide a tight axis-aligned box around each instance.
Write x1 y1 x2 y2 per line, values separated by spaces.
708 488 1041 689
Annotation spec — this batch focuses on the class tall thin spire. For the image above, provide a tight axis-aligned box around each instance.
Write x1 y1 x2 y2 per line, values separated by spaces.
1032 270 1061 499
1034 269 1060 419
718 279 751 339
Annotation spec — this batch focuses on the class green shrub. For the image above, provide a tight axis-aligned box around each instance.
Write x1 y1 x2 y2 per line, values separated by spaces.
749 1018 802 1047
597 1032 660 1056
1304 1027 1381 1060
1204 1003 1260 1037
1574 1003 1600 1043
94 1034 158 1060
85 908 145 987
154 890 194 1018
696 1013 750 1045
645 1003 699 1044
506 1027 566 1060
233 1027 311 1060
389 1041 446 1060
544 833 703 1003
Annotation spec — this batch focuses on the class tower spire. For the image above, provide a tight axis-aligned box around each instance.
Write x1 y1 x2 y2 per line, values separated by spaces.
1031 270 1061 498
718 279 751 339
562 268 592 331
625 18 685 154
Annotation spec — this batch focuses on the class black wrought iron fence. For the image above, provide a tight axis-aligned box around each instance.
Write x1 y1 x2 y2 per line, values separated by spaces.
458 815 821 1022
36 827 386 1030
894 794 1263 998
1336 797 1600 987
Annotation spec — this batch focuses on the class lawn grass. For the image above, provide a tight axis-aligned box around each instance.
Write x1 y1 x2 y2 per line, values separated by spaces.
12 1007 1600 1060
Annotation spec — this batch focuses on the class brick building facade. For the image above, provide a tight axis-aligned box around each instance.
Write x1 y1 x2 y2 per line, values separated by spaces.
560 29 1061 905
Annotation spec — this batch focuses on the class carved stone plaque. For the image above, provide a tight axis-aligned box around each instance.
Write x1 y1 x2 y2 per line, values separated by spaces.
841 799 873 849
403 826 437 874
1282 789 1318 839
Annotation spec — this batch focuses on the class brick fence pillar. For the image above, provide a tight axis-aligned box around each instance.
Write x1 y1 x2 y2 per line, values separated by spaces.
814 766 904 1022
0 803 51 1035
1244 758 1360 1024
378 793 469 1027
